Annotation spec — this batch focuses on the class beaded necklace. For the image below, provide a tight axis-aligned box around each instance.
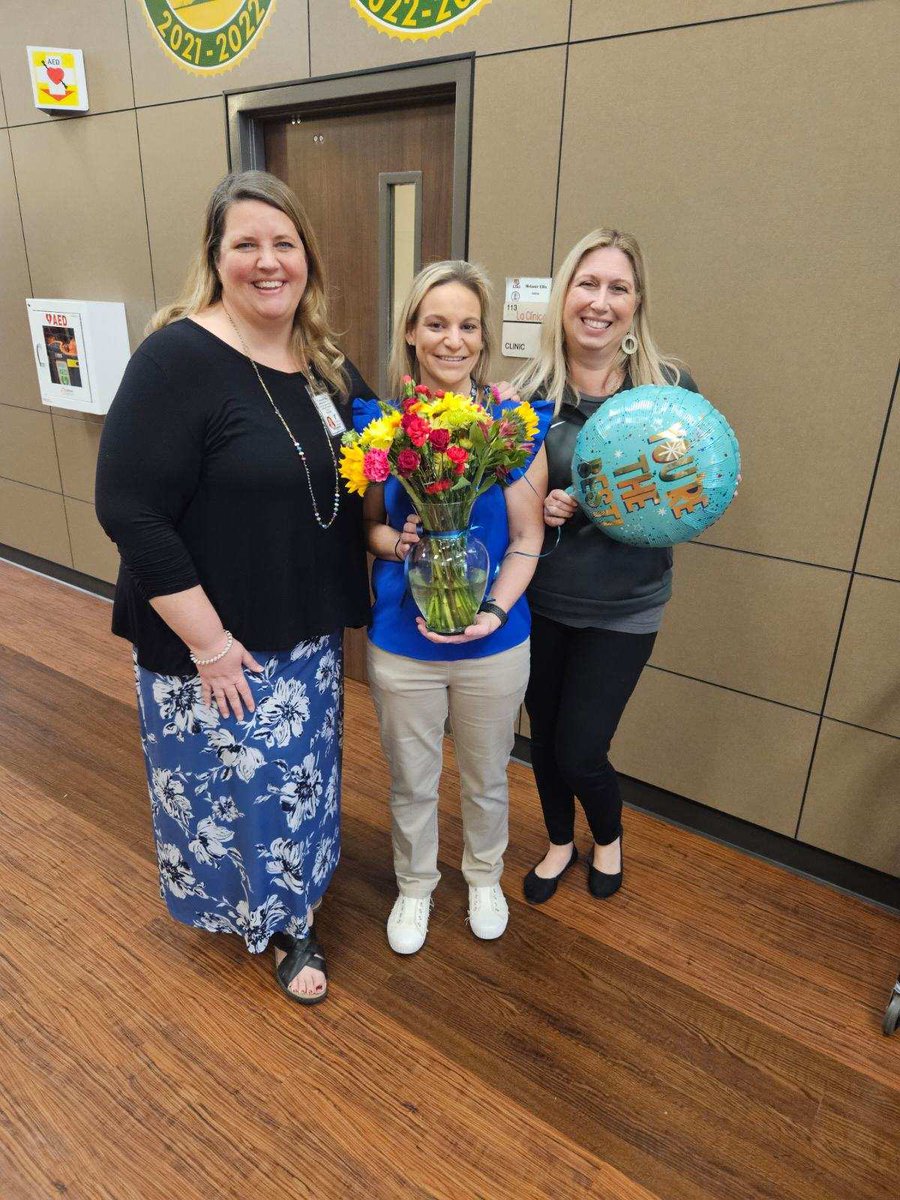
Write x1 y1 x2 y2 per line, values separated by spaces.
223 307 341 530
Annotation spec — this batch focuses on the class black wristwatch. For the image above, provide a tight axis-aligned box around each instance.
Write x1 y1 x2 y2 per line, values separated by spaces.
478 598 509 628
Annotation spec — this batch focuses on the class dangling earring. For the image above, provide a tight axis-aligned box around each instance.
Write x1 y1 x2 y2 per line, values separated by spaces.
621 330 638 355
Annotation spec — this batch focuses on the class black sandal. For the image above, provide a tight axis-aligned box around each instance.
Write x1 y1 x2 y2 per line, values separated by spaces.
272 931 328 1006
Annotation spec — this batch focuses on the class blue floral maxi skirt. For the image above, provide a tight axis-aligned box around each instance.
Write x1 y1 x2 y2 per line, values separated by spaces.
133 633 343 953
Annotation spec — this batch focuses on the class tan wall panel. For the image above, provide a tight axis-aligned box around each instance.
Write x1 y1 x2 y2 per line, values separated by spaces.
0 134 42 411
138 99 229 307
0 404 61 492
65 496 119 584
825 575 900 740
11 111 155 351
52 412 104 503
468 47 566 379
556 2 899 568
0 61 7 126
0 478 71 565
309 0 569 76
614 668 816 833
571 0 829 41
655 545 847 711
799 721 900 876
857 397 900 582
0 0 133 127
126 1 311 108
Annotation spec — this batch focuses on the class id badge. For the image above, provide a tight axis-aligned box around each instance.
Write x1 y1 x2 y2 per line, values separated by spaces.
311 391 346 436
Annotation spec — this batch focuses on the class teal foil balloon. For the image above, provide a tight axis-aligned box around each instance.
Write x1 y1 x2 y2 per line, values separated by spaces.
571 385 740 547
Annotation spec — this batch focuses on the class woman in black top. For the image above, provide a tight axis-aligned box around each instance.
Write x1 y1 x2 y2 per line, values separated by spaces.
514 229 697 903
96 171 375 1004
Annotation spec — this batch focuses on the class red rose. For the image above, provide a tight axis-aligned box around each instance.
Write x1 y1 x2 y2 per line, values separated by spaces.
424 479 451 494
414 384 431 395
397 449 420 475
446 445 468 465
428 427 450 450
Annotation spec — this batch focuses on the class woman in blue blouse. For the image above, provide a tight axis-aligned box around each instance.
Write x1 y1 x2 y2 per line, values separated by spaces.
356 261 549 954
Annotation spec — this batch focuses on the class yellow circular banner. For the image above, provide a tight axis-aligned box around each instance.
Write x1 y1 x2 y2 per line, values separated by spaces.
141 0 275 74
349 0 492 41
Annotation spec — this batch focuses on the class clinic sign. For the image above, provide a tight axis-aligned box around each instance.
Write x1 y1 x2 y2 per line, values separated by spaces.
349 0 491 39
140 1 275 73
502 276 551 359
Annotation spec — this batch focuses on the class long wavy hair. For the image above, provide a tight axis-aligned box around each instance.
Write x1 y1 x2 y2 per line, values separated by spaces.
147 170 348 397
514 228 681 414
388 260 495 397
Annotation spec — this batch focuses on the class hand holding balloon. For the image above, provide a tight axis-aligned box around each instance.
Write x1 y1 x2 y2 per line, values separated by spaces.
543 488 579 527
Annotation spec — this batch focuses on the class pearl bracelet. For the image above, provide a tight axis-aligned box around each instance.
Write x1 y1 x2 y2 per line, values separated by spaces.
189 630 233 666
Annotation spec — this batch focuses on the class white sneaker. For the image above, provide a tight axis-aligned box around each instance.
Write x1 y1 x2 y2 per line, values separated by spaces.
387 893 432 955
468 884 509 940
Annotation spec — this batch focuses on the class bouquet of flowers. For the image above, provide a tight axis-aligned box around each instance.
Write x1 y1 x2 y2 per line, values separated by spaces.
341 376 540 633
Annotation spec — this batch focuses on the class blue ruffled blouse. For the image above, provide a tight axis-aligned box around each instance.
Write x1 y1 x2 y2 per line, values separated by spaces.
352 394 552 662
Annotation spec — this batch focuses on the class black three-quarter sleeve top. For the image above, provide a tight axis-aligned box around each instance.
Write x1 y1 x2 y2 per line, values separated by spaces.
95 319 377 675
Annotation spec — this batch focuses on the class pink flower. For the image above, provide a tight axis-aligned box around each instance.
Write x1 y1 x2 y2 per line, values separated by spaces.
363 449 390 483
498 420 517 439
397 449 420 475
428 427 450 451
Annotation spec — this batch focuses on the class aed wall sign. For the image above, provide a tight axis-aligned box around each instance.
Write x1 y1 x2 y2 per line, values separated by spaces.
27 47 89 111
140 0 275 74
349 0 491 40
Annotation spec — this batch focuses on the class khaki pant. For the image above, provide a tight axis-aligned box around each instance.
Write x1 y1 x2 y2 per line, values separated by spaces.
367 639 530 897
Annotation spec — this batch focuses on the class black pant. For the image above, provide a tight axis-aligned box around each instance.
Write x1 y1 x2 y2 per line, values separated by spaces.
525 613 657 847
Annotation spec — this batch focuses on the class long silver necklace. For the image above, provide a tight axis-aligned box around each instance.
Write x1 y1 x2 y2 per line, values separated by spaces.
223 307 341 530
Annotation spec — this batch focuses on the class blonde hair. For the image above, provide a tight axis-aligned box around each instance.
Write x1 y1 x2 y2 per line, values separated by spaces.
148 170 348 398
388 260 495 397
514 228 681 414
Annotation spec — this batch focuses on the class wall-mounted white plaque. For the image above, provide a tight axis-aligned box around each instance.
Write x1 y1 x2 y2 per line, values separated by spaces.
502 276 552 359
26 299 130 415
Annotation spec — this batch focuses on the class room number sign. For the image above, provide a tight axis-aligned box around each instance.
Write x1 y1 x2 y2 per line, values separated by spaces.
141 0 275 73
350 0 491 39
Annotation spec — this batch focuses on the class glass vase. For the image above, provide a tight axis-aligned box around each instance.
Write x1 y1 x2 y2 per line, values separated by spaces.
406 498 490 635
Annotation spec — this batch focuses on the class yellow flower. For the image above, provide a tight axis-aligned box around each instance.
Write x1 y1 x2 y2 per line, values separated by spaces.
360 413 400 451
339 442 369 496
514 401 540 440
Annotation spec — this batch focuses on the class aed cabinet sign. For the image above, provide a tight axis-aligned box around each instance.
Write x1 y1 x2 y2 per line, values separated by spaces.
27 47 89 111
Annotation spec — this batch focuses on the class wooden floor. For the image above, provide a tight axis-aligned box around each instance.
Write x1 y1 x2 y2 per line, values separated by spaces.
0 560 898 1200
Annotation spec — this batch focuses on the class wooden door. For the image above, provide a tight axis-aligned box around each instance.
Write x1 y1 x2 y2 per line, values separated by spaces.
265 97 455 681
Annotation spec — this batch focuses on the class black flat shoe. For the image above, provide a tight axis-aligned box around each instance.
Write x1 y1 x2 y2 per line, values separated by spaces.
523 846 578 904
588 830 623 899
272 931 328 1005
